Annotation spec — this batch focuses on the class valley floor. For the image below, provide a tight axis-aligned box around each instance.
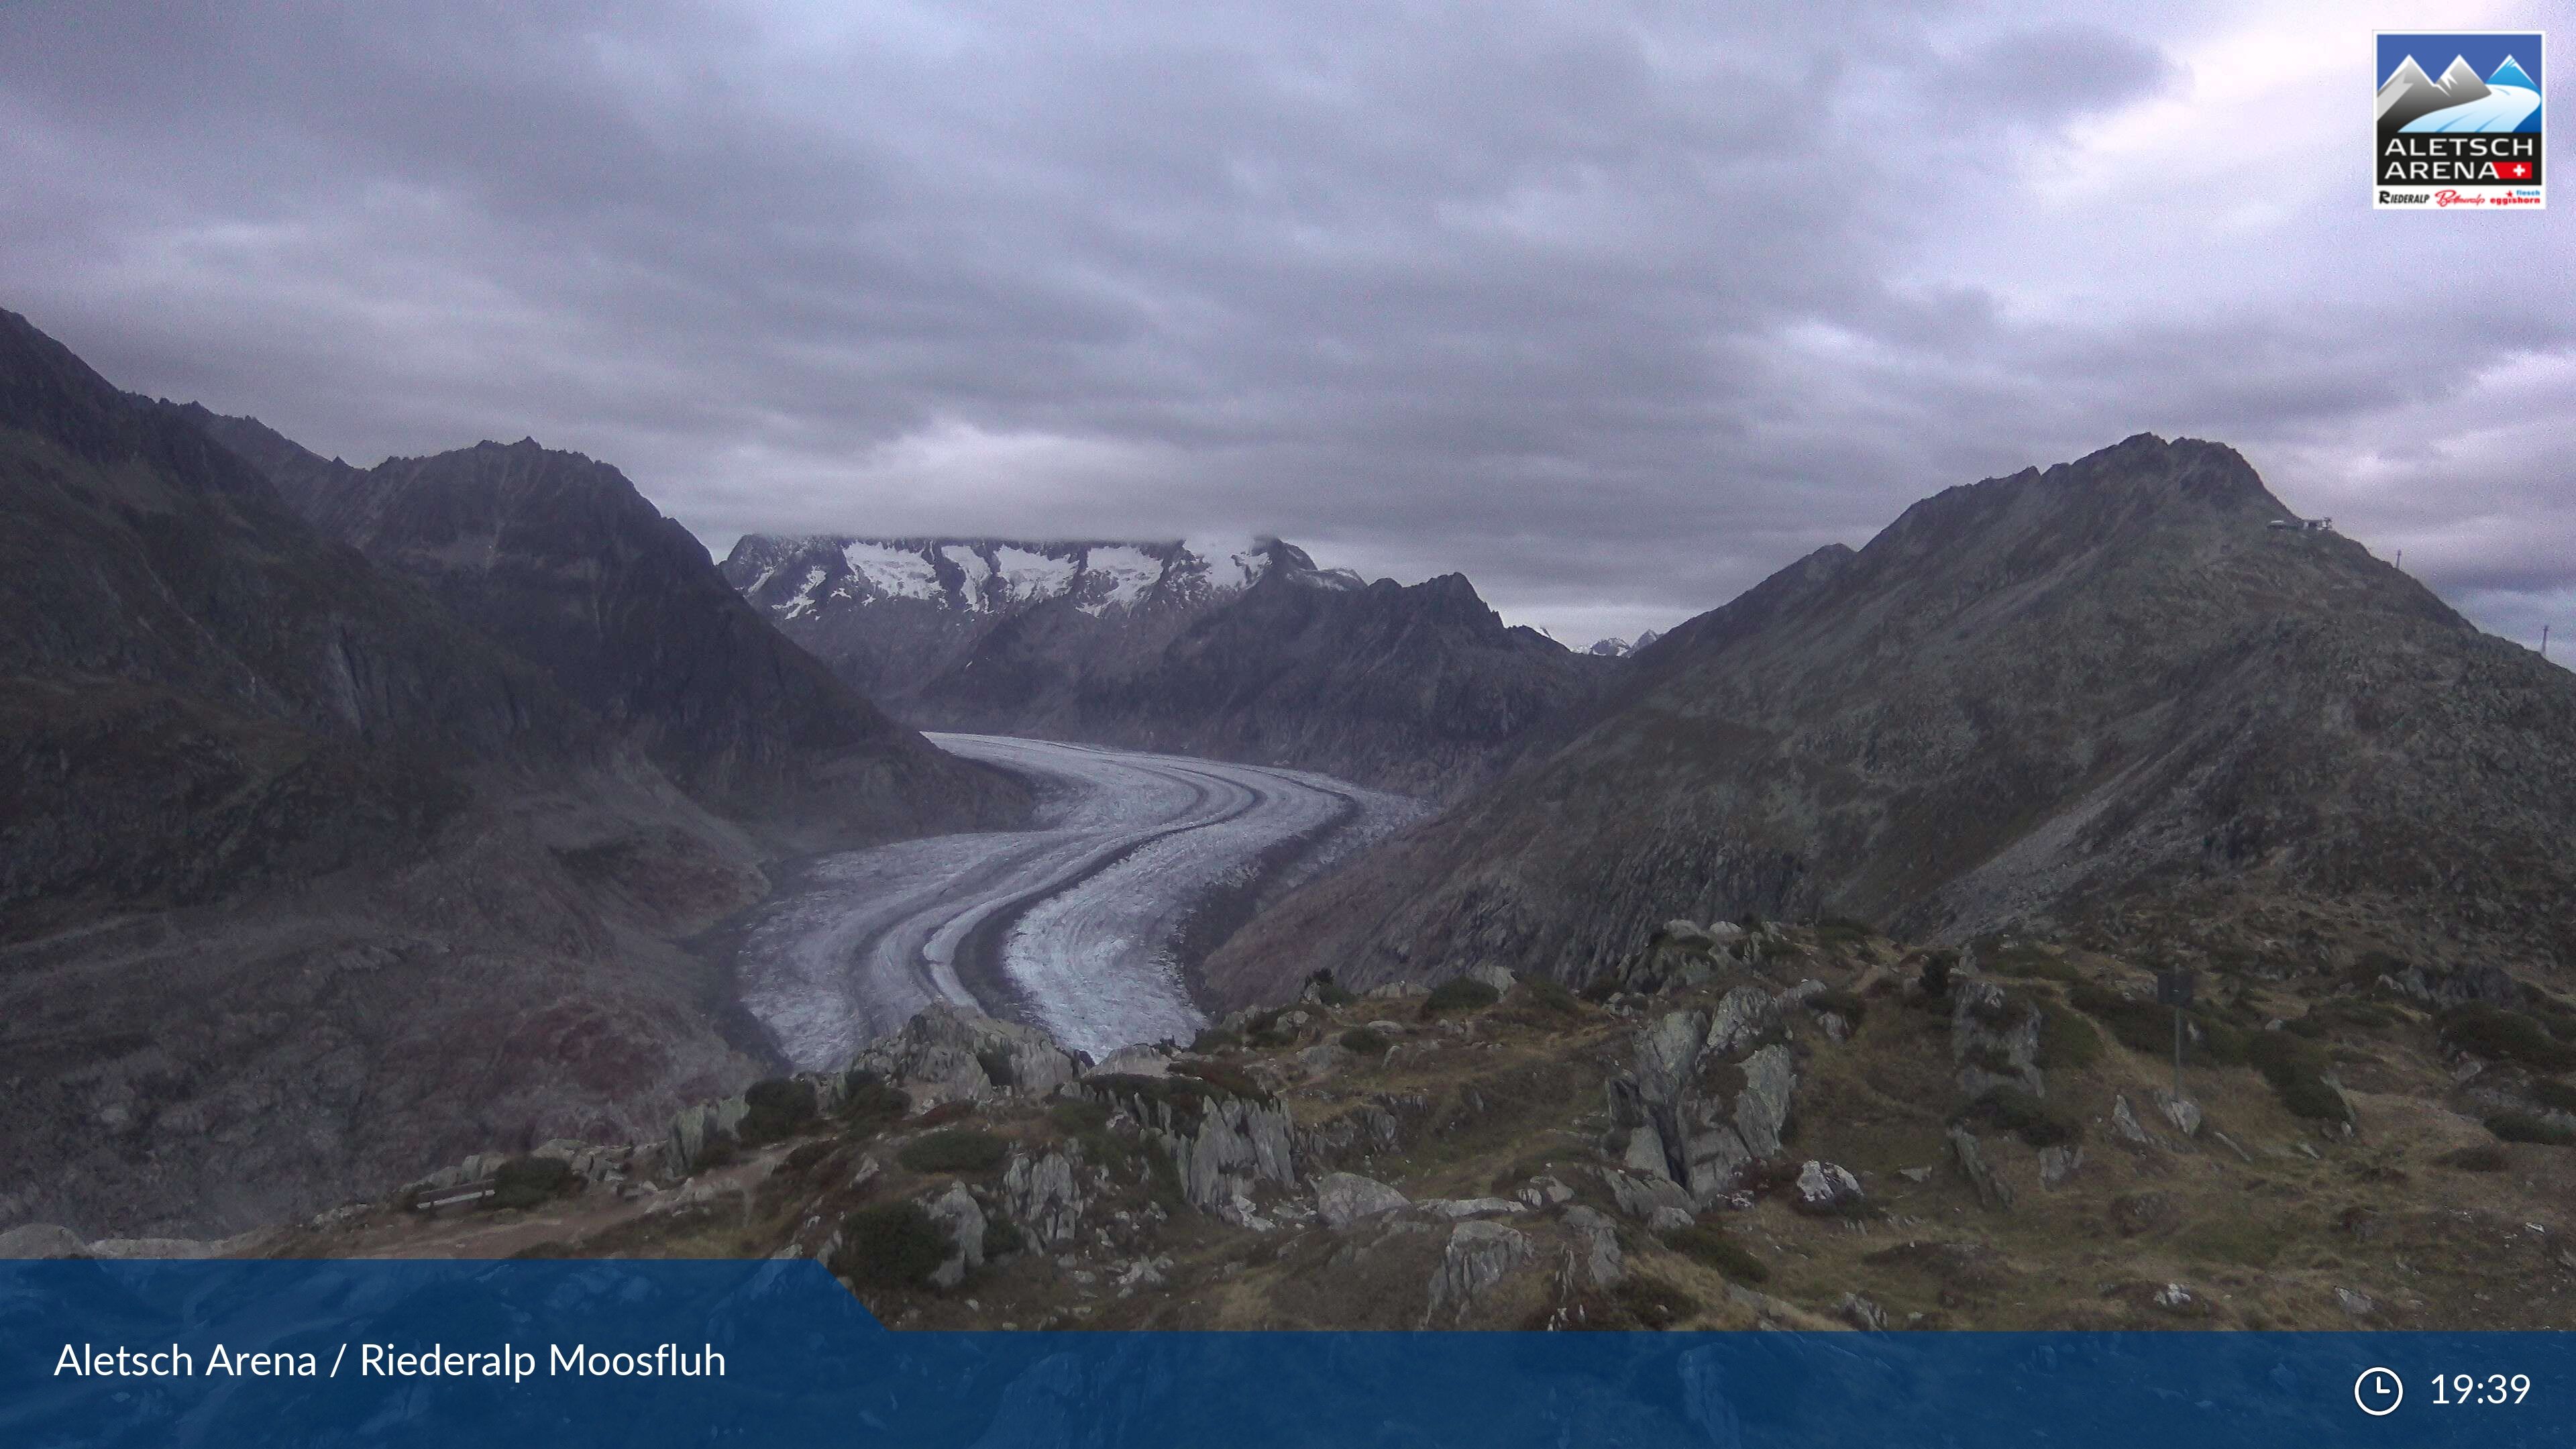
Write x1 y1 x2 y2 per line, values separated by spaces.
733 735 1426 1066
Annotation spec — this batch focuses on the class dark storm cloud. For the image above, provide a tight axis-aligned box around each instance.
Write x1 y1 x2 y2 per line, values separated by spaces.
3 0 2571 651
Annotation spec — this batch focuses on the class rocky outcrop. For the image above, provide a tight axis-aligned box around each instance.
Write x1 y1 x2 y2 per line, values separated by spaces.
1952 980 2044 1100
1315 1171 1409 1228
1604 1008 1799 1208
1596 1167 1696 1228
848 1003 1087 1108
1948 1128 2015 1213
1705 985 1778 1059
1078 1076 1298 1218
1002 1148 1093 1248
1425 1220 1534 1324
1792 1161 1864 1216
923 1183 986 1289
1561 1205 1623 1288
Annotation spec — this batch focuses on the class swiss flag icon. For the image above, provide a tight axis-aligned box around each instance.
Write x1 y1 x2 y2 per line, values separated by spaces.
2498 160 2534 180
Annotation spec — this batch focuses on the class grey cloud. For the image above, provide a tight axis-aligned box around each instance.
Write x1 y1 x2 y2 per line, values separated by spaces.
2 0 2570 653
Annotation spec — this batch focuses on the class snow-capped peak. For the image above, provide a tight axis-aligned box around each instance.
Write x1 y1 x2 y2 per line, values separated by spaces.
2491 55 2537 90
724 535 1328 623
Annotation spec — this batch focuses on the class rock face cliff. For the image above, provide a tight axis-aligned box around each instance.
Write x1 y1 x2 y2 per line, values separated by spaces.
197 415 1026 851
0 309 1002 1239
1204 434 2576 1008
726 533 1607 795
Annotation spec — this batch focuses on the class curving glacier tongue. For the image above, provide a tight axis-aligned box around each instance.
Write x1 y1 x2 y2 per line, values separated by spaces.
733 735 1425 1066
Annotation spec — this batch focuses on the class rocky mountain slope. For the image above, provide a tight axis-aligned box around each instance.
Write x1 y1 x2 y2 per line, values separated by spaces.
0 309 1000 1240
108 920 2576 1334
198 416 1026 851
1203 434 2576 1008
727 533 1607 796
1035 566 1608 796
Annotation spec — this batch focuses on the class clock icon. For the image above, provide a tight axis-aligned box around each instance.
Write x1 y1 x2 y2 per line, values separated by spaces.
2355 1366 2404 1416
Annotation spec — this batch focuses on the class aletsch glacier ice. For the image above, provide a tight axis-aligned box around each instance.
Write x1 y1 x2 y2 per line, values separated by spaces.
735 735 1424 1065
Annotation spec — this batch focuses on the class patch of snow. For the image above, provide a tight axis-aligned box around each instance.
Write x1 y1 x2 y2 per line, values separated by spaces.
940 543 994 610
1189 536 1271 594
780 566 828 619
994 545 1079 603
842 541 944 603
1083 545 1162 614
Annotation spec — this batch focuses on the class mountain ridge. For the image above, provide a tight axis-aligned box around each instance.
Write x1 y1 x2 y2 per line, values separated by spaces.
196 413 1028 852
1201 433 2576 1008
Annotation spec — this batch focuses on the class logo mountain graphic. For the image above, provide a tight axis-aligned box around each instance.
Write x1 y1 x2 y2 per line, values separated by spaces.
2378 49 2541 137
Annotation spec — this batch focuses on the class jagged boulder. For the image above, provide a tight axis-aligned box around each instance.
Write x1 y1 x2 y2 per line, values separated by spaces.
1732 1046 1795 1159
924 1182 987 1289
1080 1075 1298 1214
1002 1148 1091 1248
2112 1093 2156 1148
1562 1205 1623 1288
1947 1128 2015 1212
1952 980 2044 1099
1087 1044 1175 1079
2039 1144 2084 1189
849 1002 1086 1106
1791 1160 1864 1216
1704 986 1777 1058
1607 1013 1798 1208
1316 1171 1410 1228
1425 1220 1534 1324
1596 1167 1694 1224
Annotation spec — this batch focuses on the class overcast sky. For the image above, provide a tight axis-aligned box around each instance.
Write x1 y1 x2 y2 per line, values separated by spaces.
5 0 2570 649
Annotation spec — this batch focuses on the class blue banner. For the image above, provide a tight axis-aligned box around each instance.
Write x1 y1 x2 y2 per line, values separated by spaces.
1 1259 2566 1446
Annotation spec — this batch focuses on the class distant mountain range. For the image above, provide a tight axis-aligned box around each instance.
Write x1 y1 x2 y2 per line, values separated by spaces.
1585 629 1662 658
1207 433 2576 1008
726 534 1611 794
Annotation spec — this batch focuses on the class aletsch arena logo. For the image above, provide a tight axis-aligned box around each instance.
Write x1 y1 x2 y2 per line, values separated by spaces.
2375 31 2545 209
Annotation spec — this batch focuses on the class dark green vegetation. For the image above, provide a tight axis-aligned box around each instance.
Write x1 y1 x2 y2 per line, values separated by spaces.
1953 1086 2081 1148
1515 975 1581 1017
831 1202 949 1288
896 1129 1010 1175
490 1156 578 1211
1664 1225 1770 1284
2441 1006 2576 1073
737 1078 820 1147
1423 977 1501 1016
2485 1112 2576 1146
2243 1031 2349 1122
